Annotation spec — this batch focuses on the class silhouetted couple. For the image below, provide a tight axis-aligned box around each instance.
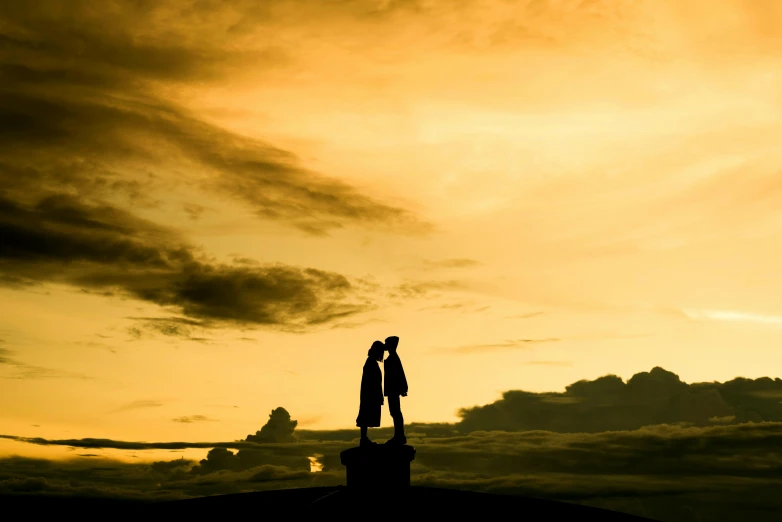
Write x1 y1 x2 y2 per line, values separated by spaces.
356 336 408 447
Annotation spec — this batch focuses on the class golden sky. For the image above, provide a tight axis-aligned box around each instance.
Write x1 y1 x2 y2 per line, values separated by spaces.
2 0 782 460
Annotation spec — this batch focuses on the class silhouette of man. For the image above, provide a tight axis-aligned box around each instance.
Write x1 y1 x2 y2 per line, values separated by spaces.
356 340 385 446
383 336 408 445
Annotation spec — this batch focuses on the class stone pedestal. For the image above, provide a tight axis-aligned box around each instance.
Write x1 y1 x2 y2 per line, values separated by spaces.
340 444 416 488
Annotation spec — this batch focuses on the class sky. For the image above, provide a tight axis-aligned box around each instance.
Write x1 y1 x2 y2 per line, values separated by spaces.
2 0 782 462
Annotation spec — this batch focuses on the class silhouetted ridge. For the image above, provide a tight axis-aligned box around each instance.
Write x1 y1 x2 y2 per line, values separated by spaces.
153 486 656 519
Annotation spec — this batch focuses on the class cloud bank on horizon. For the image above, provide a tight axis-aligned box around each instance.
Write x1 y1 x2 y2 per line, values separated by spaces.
5 367 782 522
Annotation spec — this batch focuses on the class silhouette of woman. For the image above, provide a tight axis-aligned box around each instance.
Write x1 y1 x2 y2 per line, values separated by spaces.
356 340 385 446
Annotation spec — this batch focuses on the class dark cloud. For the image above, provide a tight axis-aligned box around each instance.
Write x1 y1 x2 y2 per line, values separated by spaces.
0 435 251 452
172 416 217 424
0 194 372 329
0 2 428 236
125 317 208 341
245 408 297 443
7 419 782 520
8 383 782 522
456 367 782 433
0 1 429 329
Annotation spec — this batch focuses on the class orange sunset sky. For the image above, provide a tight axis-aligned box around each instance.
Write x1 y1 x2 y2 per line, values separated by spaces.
2 0 782 462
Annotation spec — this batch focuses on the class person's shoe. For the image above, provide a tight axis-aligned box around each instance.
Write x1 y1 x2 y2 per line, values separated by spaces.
360 437 376 447
384 435 407 445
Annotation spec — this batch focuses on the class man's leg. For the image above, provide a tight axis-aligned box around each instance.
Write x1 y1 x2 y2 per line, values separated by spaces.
388 395 405 443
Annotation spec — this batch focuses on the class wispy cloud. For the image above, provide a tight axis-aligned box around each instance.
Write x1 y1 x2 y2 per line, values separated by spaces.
505 312 545 319
441 338 561 354
417 301 490 314
5 365 92 380
422 258 482 270
0 346 91 380
111 400 163 414
682 309 782 327
172 415 217 423
390 280 469 299
524 360 573 367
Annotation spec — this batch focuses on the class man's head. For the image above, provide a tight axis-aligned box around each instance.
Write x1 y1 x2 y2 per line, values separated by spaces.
384 336 399 353
368 340 385 362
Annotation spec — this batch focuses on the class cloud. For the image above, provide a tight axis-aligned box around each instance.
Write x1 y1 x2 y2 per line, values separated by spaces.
3 365 91 381
389 280 469 299
172 416 217 424
182 203 208 221
0 1 437 331
443 338 561 354
0 435 250 452
417 302 465 313
111 401 164 414
126 317 206 339
296 416 323 428
328 317 388 330
4 365 782 522
245 408 298 444
505 312 545 319
455 366 782 433
423 258 482 269
0 2 428 237
0 346 91 380
0 194 372 329
417 301 492 314
7 419 782 520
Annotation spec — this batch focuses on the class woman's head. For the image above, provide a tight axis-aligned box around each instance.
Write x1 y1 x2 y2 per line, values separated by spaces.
368 340 385 361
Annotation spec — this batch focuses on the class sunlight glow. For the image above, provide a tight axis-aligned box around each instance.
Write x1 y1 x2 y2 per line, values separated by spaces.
682 309 782 327
308 454 323 473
